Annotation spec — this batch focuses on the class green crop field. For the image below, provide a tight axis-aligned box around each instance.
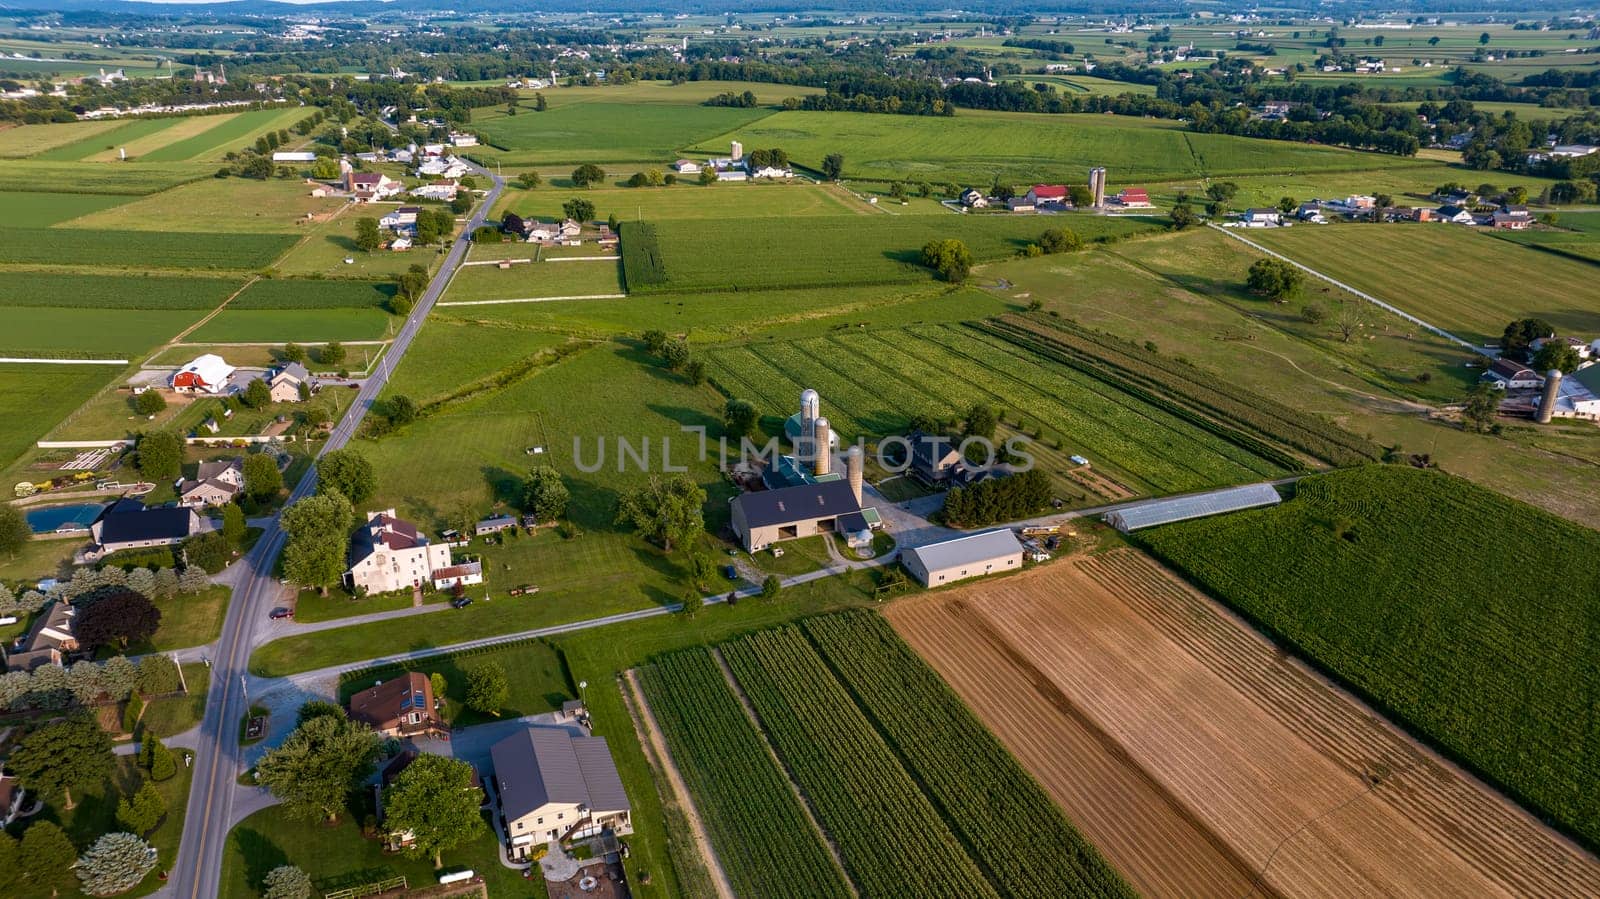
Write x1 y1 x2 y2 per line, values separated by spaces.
445 260 624 301
638 650 851 899
0 191 131 226
472 101 776 166
0 271 242 309
229 278 394 309
1 308 207 358
490 180 861 221
705 322 1286 496
1138 465 1600 848
1492 212 1600 265
140 107 306 162
186 308 394 343
638 213 1160 292
0 120 126 158
1246 223 1600 344
31 116 180 161
691 109 1434 185
0 161 204 195
0 227 295 270
0 364 121 472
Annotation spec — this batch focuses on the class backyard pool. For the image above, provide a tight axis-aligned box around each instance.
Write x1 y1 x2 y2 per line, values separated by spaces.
25 503 105 534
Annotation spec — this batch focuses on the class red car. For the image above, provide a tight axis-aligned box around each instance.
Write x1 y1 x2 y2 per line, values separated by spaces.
268 607 293 620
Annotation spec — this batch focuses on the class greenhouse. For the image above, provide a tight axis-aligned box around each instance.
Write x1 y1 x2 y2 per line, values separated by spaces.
1104 482 1282 533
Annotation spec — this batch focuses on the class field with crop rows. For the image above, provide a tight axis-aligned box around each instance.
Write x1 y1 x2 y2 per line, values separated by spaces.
705 324 1283 495
636 213 1158 293
1138 465 1600 848
187 308 393 343
472 101 775 166
0 161 203 196
32 116 180 161
0 120 125 158
0 271 242 309
0 227 295 270
229 278 393 309
0 191 130 227
140 107 307 162
636 651 849 899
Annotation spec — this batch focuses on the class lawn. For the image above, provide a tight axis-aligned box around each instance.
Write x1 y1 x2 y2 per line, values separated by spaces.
187 308 396 343
141 107 309 162
381 318 572 402
0 536 79 583
140 663 211 738
61 178 346 233
489 180 860 222
1141 160 1562 212
444 259 624 301
276 214 451 279
1246 223 1600 345
32 116 182 161
1492 211 1600 265
143 586 232 652
0 364 122 471
472 100 776 166
0 119 126 158
0 227 296 270
639 212 1160 293
292 588 416 623
337 637 572 726
0 191 131 226
690 109 1437 185
0 308 207 358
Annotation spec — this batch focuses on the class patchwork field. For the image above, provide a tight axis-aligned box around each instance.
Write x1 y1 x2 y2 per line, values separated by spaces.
0 161 203 195
0 191 131 226
1 308 207 358
1493 211 1600 265
445 259 624 301
1246 223 1600 345
0 271 242 310
139 107 307 162
693 109 1436 185
229 278 394 309
473 100 776 166
889 549 1600 897
1139 465 1600 850
0 120 126 158
638 213 1160 292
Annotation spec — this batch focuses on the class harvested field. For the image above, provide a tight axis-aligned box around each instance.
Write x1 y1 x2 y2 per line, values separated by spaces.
887 551 1600 898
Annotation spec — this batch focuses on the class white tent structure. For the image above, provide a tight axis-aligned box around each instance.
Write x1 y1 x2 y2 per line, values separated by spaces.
1104 483 1282 533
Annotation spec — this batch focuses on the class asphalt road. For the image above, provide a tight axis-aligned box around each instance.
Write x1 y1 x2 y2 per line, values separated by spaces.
167 162 505 899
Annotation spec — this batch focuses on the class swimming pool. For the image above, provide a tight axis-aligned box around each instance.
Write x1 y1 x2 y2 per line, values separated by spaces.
25 503 105 534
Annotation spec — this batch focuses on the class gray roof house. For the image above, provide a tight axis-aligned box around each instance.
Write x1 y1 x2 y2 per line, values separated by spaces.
178 457 244 508
267 362 311 403
491 727 632 859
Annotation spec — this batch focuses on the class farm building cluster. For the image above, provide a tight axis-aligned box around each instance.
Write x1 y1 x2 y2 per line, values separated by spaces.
1482 336 1600 421
1251 191 1544 229
673 141 794 181
958 166 1153 213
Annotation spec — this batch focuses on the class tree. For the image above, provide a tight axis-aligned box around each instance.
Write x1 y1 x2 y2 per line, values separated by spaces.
19 822 77 894
761 575 781 599
1038 228 1081 254
132 390 166 417
723 398 758 438
964 404 997 440
516 171 542 190
382 754 487 867
1301 303 1328 325
615 474 706 553
1479 31 1491 45
430 672 447 703
221 503 246 549
571 163 605 188
241 377 272 410
320 341 346 368
385 395 418 426
562 197 596 222
1501 317 1555 358
243 453 283 502
0 831 17 894
10 713 113 809
465 662 509 715
255 714 380 822
1372 193 1393 209
1462 383 1504 432
281 342 306 364
1532 341 1581 374
138 656 180 696
1335 303 1369 342
355 217 382 252
145 737 176 782
821 153 844 180
1169 202 1196 229
698 167 718 186
685 359 707 385
136 430 183 482
317 449 376 504
0 504 27 559
1205 181 1239 202
533 92 549 111
77 588 161 651
920 238 973 283
1245 258 1304 302
280 492 353 594
116 781 165 836
76 832 157 896
662 338 691 371
522 466 569 521
263 865 313 899
1276 196 1297 214
640 329 668 354
184 531 230 573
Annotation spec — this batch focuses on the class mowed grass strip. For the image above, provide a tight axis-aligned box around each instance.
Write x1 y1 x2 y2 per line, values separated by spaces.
30 115 180 161
0 119 125 158
1138 465 1600 848
0 308 206 359
446 259 624 301
640 213 1159 292
0 270 243 309
59 178 346 234
1246 223 1600 344
0 227 296 269
0 161 203 195
187 308 394 343
491 180 859 222
0 363 120 470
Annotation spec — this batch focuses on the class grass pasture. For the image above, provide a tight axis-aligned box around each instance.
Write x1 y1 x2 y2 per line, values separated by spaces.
1492 211 1600 265
0 161 203 196
187 308 394 343
490 180 860 222
32 116 180 161
446 259 624 301
0 363 121 471
0 120 126 158
1246 223 1600 344
639 213 1159 293
0 271 242 310
60 177 345 233
472 100 775 166
0 191 131 226
229 278 394 309
0 227 295 270
1 308 207 358
276 215 448 279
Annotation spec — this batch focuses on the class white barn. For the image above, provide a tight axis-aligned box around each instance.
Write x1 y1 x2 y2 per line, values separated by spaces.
900 529 1024 588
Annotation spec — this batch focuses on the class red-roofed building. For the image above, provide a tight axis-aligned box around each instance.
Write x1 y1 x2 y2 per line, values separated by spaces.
348 672 444 738
1116 188 1153 208
1025 184 1069 207
345 509 453 594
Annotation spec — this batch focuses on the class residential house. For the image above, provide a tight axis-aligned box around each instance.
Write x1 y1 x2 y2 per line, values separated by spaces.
3 602 77 671
171 354 235 394
904 430 963 484
345 509 453 594
347 172 401 201
1501 204 1531 219
729 479 867 552
409 182 458 201
492 727 633 859
449 131 479 147
1481 357 1545 390
0 774 28 826
1115 188 1153 208
1440 189 1476 207
751 165 793 179
1435 205 1476 224
432 561 483 591
1242 208 1282 227
390 237 413 251
1529 336 1592 362
1024 184 1068 207
380 206 421 231
178 458 244 509
347 672 445 738
672 159 701 175
958 188 988 208
266 362 311 404
1492 212 1531 230
1413 207 1437 223
900 529 1025 588
87 499 206 560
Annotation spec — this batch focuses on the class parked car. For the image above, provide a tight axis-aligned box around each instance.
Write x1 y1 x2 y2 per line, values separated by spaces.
450 597 473 609
268 607 293 620
722 564 738 580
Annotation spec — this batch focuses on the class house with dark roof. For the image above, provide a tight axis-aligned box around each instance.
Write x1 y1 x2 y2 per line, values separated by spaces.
178 458 244 509
1481 357 1544 390
492 727 631 859
346 509 453 595
86 499 205 560
3 601 78 671
347 671 444 738
729 479 864 552
904 430 963 485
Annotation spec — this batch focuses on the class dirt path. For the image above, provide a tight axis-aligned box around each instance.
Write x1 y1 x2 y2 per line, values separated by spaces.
620 669 736 899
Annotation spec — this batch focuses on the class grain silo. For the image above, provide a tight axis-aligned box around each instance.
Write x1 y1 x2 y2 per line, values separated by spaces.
1537 369 1563 423
845 446 863 504
812 418 832 475
731 140 743 162
800 389 820 440
1090 166 1107 208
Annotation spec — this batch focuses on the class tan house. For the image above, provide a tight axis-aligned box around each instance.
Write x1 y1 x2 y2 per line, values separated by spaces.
3 602 78 671
347 672 444 738
900 529 1024 588
266 362 311 404
492 727 632 859
178 458 244 508
345 509 452 594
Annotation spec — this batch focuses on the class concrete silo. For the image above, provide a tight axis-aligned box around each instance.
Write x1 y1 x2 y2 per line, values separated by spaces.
1537 370 1563 424
1089 166 1107 208
845 446 863 504
813 418 832 476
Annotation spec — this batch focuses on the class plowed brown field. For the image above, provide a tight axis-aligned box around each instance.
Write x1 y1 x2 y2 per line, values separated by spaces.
886 550 1600 898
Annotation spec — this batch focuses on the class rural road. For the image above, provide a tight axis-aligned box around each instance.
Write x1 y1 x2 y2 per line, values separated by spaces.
166 159 506 899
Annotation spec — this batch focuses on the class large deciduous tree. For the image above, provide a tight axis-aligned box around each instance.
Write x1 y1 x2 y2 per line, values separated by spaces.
465 662 509 716
10 713 113 809
570 164 605 188
18 822 77 894
1245 258 1304 302
280 492 353 594
615 474 706 553
920 238 973 283
0 504 28 559
355 217 382 252
723 398 758 439
382 754 487 867
255 714 380 822
317 449 377 504
77 588 161 651
136 431 183 482
1531 341 1581 374
521 466 569 522
244 453 284 502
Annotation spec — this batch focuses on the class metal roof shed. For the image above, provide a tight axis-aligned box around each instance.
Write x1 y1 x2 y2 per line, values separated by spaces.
1104 483 1282 533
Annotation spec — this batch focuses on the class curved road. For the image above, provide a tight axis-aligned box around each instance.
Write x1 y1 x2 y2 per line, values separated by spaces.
168 163 505 899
